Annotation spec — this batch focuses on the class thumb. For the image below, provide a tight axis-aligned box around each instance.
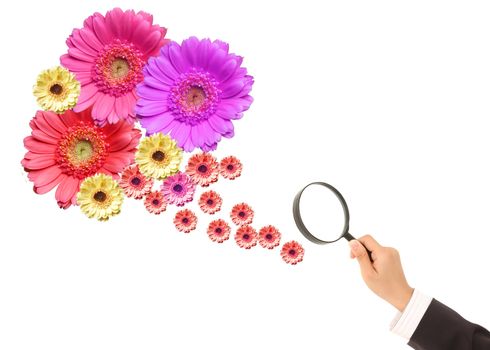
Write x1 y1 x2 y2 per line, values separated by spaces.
349 240 375 275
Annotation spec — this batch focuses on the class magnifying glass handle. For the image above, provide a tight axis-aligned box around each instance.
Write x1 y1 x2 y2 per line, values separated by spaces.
344 233 374 263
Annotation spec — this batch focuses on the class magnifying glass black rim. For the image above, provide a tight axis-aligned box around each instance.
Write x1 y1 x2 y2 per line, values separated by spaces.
293 181 350 245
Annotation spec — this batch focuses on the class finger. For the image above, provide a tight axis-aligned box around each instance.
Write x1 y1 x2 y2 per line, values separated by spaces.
358 234 382 252
349 240 375 275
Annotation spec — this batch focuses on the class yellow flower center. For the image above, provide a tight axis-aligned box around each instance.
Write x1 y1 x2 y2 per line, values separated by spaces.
111 58 130 80
50 83 64 95
74 140 94 163
185 86 206 108
152 150 165 162
93 191 107 203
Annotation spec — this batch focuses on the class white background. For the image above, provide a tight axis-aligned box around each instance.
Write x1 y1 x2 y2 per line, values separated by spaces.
1 0 489 349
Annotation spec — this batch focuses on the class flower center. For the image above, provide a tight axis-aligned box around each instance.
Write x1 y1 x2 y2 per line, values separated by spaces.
215 227 222 234
57 124 107 179
169 70 221 125
152 199 160 206
93 191 107 203
238 211 246 218
173 184 183 193
265 234 273 240
243 234 250 240
131 177 142 186
288 249 296 256
182 217 189 224
226 164 234 171
197 164 208 173
206 199 214 206
93 40 144 97
152 150 165 162
50 83 63 95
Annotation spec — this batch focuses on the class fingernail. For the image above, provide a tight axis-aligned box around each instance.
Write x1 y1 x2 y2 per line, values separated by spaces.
349 240 360 253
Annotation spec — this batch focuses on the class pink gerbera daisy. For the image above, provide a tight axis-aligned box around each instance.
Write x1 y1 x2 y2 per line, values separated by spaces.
185 152 219 186
21 109 140 208
207 219 231 243
234 225 258 249
258 225 282 249
161 172 195 206
119 164 153 199
174 209 197 233
281 241 305 265
144 191 167 214
219 156 242 180
230 203 254 226
198 190 222 214
61 8 169 126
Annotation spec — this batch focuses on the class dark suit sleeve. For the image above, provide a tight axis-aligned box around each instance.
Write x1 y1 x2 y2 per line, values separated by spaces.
408 299 490 350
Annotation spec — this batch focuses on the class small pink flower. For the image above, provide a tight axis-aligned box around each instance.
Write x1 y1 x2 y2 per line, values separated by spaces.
234 225 258 249
219 156 242 180
258 225 282 249
207 219 231 243
174 209 197 233
186 153 219 187
119 165 153 199
199 190 222 214
144 191 167 214
162 172 196 206
230 203 254 226
281 241 304 265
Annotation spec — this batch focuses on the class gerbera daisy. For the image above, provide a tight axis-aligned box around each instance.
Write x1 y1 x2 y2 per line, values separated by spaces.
281 241 305 265
258 225 282 249
230 203 254 226
144 191 167 214
207 219 231 243
234 225 257 249
174 209 197 233
77 173 123 221
33 66 80 113
60 8 169 125
198 190 222 214
219 156 242 180
21 109 140 208
135 133 183 180
136 37 254 152
119 165 153 199
161 172 195 206
185 152 219 186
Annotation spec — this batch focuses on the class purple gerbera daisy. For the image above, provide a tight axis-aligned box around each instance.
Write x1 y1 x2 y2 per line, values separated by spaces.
161 172 196 206
136 37 254 152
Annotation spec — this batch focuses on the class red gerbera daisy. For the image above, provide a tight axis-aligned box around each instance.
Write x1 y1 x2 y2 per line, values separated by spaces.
281 241 305 265
230 203 254 226
119 164 153 199
144 191 167 214
219 156 242 180
199 190 222 214
258 225 282 249
21 109 140 208
174 209 197 233
234 225 258 249
207 219 231 243
185 152 219 187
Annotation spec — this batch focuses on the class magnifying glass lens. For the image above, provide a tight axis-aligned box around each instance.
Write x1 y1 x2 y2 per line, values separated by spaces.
298 183 346 242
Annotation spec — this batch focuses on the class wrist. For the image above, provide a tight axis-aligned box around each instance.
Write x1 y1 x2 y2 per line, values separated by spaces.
391 286 414 312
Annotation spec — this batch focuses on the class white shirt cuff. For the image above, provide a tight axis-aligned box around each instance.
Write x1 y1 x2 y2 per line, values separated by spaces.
389 289 433 340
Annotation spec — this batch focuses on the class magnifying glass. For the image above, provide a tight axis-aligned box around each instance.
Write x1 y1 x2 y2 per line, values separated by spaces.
292 182 373 262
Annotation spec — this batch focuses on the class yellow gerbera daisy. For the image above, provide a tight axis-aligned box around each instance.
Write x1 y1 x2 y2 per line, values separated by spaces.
135 133 183 180
33 66 80 113
77 173 123 221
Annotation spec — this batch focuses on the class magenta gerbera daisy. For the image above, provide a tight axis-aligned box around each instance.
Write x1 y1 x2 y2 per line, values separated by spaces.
207 219 231 243
281 241 305 265
258 225 282 249
119 165 153 199
136 37 254 152
219 156 242 180
174 209 197 233
185 152 219 186
230 203 254 226
60 8 169 126
198 190 222 214
144 191 167 214
161 172 195 206
21 109 140 208
234 225 258 249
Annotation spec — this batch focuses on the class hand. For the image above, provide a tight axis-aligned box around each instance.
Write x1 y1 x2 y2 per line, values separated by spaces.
349 235 414 312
